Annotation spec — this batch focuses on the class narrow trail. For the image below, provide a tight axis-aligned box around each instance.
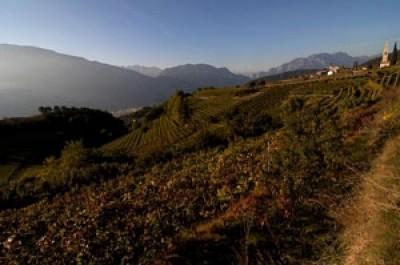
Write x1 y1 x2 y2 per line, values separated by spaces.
341 136 400 265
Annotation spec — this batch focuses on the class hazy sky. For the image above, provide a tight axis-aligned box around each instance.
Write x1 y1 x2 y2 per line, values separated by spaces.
0 0 399 72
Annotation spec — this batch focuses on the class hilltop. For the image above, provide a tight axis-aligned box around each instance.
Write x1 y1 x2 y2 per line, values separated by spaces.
1 66 400 264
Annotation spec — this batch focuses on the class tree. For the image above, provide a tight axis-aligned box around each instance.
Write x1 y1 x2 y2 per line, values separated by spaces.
38 106 52 115
391 42 398 66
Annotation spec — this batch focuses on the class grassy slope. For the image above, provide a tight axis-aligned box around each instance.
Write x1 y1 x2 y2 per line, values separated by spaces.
340 137 400 265
338 89 400 265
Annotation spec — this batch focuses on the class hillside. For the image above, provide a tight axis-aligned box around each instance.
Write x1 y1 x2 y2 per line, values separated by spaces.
252 69 318 84
1 66 400 264
0 45 248 117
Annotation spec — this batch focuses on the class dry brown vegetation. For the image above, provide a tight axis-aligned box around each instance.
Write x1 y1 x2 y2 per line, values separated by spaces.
339 137 400 265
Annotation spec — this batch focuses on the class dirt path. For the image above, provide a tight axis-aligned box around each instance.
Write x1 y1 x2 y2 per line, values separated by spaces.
341 136 400 264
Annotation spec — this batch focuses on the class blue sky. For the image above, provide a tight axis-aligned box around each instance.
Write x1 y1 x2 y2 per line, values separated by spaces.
0 0 399 72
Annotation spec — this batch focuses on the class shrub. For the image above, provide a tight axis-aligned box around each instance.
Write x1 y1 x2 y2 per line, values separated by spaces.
39 141 133 189
0 141 134 208
226 108 275 138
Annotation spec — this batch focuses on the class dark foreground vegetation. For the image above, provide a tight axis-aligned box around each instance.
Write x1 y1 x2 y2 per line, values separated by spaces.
0 106 126 163
0 107 126 207
1 67 400 264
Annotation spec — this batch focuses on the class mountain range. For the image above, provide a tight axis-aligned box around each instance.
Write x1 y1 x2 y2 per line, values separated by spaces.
0 44 375 117
126 65 163 77
126 64 250 88
245 52 372 78
0 45 248 117
160 64 249 88
128 52 374 81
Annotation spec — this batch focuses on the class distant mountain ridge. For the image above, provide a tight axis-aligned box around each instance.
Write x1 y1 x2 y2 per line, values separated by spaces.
126 65 163 77
251 69 319 84
0 44 180 117
263 52 371 76
0 45 248 117
160 64 249 88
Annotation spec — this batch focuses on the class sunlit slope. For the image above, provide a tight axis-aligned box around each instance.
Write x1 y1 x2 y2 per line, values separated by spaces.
104 72 388 158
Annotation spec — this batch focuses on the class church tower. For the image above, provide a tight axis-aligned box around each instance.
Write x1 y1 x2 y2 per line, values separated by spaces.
380 42 390 68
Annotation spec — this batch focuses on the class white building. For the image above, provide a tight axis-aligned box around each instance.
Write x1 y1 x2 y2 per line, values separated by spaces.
380 42 390 68
327 65 340 75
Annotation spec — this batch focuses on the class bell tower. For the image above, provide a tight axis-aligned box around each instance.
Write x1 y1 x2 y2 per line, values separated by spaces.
380 42 390 68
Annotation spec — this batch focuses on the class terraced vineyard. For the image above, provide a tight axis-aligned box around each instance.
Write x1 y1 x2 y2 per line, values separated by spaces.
382 90 400 129
104 88 259 155
105 114 194 155
234 84 297 119
187 87 260 122
104 93 196 156
232 77 371 121
303 80 382 113
105 76 386 157
376 68 400 88
187 95 238 123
